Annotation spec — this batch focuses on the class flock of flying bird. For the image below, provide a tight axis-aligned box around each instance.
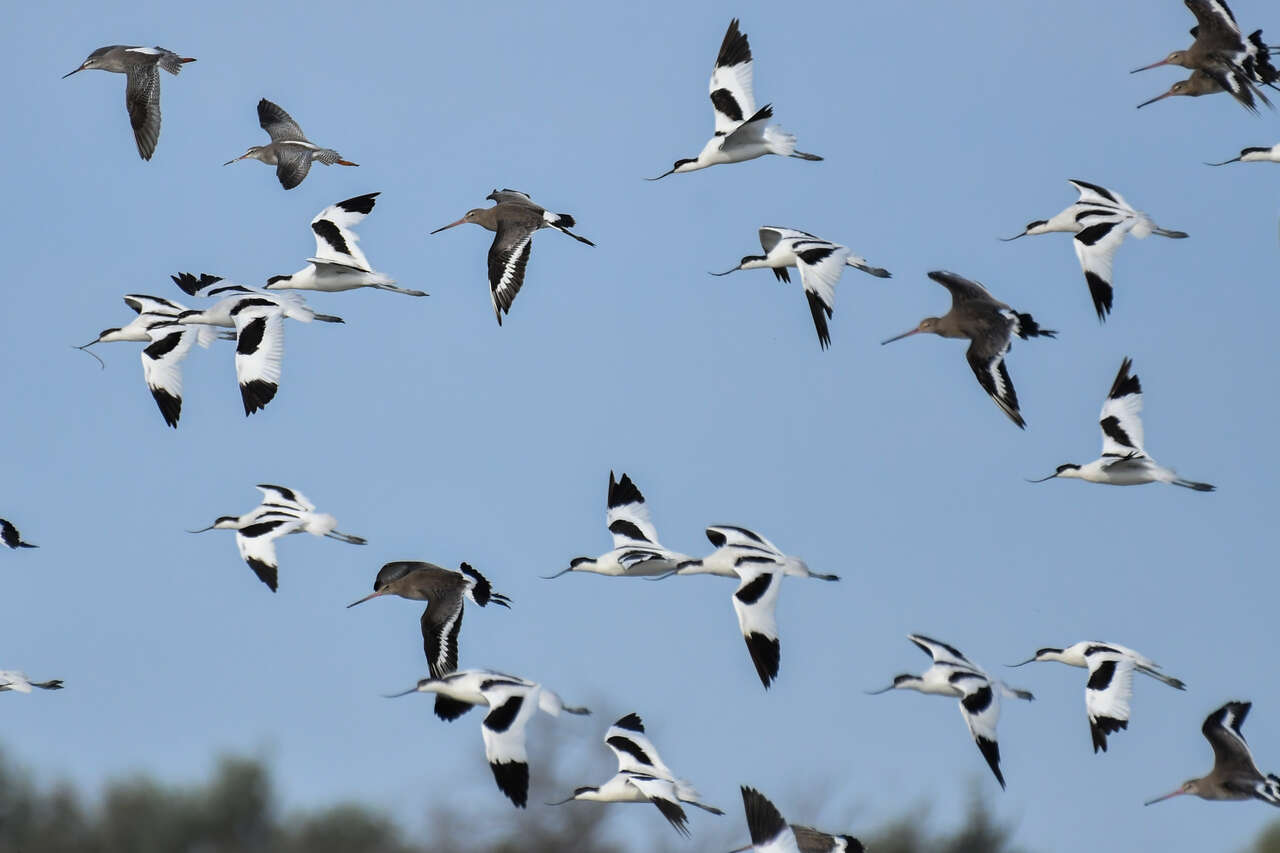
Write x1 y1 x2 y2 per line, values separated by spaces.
6 2 1280 848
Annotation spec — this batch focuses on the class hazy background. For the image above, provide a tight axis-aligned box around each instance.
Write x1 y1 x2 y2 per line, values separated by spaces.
4 1 1279 850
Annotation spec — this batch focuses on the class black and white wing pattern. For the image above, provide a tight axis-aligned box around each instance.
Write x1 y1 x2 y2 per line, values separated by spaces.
625 773 694 836
792 242 850 349
255 484 316 512
705 525 785 558
308 193 378 271
487 221 534 326
1202 701 1264 777
124 62 162 160
739 787 801 853
479 681 541 808
732 562 785 688
232 304 285 416
422 593 466 680
169 272 225 298
709 19 756 136
605 712 677 779
949 669 1007 788
1072 214 1136 321
965 319 1023 429
140 319 195 428
123 293 186 315
606 471 661 549
1098 357 1147 459
908 634 976 668
757 226 818 272
235 514 304 592
1085 650 1136 753
1068 179 1131 210
0 519 36 549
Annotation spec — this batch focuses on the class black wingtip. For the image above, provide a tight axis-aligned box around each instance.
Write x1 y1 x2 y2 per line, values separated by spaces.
716 18 751 69
740 787 788 845
336 192 380 215
613 712 645 732
489 761 529 808
1091 717 1127 753
1108 357 1140 400
170 272 222 296
240 380 278 416
245 557 279 592
150 388 182 428
974 736 1005 789
744 632 780 689
607 472 644 509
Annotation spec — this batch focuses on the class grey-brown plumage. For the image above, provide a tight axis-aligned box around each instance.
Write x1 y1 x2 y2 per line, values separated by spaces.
1145 701 1280 807
347 561 511 677
1133 0 1276 112
881 270 1056 429
63 45 196 160
430 189 595 325
224 99 358 189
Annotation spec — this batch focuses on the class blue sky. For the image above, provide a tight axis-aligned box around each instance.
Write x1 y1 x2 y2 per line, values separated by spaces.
4 1 1279 849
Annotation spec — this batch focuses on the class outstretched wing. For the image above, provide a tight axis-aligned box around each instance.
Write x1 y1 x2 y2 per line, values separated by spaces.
926 270 996 307
605 712 676 779
740 787 801 853
125 65 162 160
257 98 305 141
140 320 196 428
965 331 1024 429
624 774 692 837
1068 179 1130 211
1203 701 1263 777
709 18 756 135
1072 214 1135 322
1098 357 1147 457
793 243 850 350
486 188 535 205
235 514 303 592
232 305 285 417
255 484 316 512
487 222 535 326
1085 652 1135 753
907 634 974 667
704 525 785 557
479 682 540 808
422 595 465 680
732 563 784 689
606 472 662 548
309 193 379 271
951 669 1006 789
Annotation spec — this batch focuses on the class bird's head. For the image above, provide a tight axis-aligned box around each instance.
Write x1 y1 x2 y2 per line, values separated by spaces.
646 157 699 181
430 209 487 234
710 254 767 276
63 47 111 78
224 146 268 166
1131 51 1188 74
1027 463 1080 483
1009 648 1064 666
881 317 940 345
188 516 240 533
